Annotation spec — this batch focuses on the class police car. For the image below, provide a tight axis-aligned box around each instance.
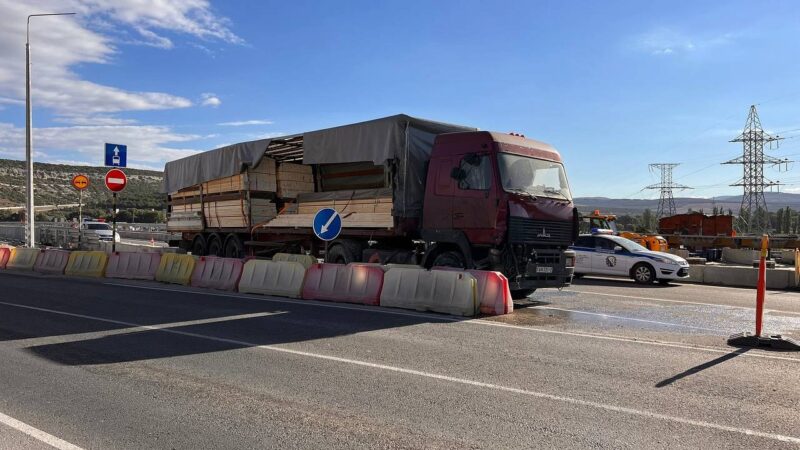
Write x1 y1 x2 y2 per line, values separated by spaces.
571 232 689 284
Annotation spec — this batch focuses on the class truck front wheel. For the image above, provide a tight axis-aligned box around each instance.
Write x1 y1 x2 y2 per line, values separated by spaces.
431 250 465 269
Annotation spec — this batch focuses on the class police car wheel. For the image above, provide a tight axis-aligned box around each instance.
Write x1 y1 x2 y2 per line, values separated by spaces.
632 263 654 284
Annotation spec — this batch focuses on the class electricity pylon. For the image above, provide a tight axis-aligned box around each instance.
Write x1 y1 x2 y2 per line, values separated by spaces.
646 163 692 218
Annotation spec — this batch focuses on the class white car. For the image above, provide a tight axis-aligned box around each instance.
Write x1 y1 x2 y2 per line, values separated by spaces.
571 233 689 284
82 222 120 243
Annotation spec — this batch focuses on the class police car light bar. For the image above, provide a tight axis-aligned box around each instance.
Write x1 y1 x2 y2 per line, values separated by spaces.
591 228 614 235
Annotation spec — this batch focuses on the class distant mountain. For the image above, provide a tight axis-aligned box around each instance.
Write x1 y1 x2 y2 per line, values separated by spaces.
574 192 800 215
0 159 164 210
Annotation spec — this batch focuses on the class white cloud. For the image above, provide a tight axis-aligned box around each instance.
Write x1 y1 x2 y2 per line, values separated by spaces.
0 121 200 169
632 27 733 56
218 119 274 126
0 0 241 121
201 93 221 107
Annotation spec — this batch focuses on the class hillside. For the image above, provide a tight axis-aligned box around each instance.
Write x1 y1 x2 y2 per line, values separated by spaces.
0 159 164 210
574 192 800 215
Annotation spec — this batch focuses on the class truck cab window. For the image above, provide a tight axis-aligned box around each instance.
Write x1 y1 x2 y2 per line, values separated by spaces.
457 155 491 190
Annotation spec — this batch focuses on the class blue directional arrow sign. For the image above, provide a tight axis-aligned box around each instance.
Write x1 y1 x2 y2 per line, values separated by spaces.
312 208 342 241
104 143 127 168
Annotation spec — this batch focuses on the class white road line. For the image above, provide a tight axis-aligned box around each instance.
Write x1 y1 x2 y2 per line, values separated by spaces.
568 290 800 315
1 301 798 445
98 282 800 362
0 411 83 450
9 311 286 347
532 306 722 332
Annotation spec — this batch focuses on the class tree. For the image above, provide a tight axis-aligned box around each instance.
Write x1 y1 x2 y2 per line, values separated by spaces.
784 207 792 234
777 208 784 233
641 208 655 233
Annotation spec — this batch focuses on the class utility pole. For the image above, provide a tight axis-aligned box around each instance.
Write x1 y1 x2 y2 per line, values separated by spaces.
722 105 788 233
646 163 691 218
25 12 76 248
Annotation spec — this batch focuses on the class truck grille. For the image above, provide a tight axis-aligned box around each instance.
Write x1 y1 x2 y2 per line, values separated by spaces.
508 217 573 244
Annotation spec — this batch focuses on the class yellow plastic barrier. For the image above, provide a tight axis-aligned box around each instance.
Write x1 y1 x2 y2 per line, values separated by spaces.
65 251 108 277
5 247 38 270
238 260 306 298
155 253 196 285
380 267 478 316
271 253 317 269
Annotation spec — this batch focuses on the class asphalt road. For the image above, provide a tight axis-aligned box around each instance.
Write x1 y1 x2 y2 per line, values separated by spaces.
0 271 798 449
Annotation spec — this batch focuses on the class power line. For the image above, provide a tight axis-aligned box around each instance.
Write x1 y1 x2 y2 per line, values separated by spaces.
645 163 692 218
722 105 792 233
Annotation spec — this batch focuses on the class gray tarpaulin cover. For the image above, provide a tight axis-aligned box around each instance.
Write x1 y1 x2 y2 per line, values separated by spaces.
163 114 475 217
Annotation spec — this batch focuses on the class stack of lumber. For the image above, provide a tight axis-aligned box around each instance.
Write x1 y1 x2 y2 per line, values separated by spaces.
277 163 314 198
204 158 277 195
297 196 392 215
205 198 277 229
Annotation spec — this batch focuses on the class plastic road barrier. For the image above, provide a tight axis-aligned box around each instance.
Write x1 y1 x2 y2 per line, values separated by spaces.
301 263 384 305
65 251 108 277
380 267 479 316
0 247 10 269
6 247 40 271
433 267 513 315
155 253 196 285
34 249 71 275
105 252 162 280
191 256 243 291
272 253 317 269
238 260 307 298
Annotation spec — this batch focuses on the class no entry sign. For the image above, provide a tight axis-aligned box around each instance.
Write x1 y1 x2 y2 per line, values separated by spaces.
105 168 127 192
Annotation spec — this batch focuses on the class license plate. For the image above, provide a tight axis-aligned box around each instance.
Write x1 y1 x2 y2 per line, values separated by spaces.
536 266 553 274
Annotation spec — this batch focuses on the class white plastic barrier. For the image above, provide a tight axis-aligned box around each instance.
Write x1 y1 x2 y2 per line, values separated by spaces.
191 256 243 291
238 260 307 298
271 253 317 269
380 267 478 316
433 267 513 315
105 252 162 280
34 249 70 275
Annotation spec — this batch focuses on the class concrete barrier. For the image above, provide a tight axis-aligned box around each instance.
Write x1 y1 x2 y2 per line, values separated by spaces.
34 249 70 275
6 248 39 270
668 248 691 259
190 256 243 291
65 251 108 277
272 253 317 269
238 260 306 298
721 248 759 265
0 247 10 269
432 267 512 315
380 267 478 316
686 265 705 283
155 253 196 285
773 249 798 265
702 265 793 289
105 252 162 280
301 263 384 305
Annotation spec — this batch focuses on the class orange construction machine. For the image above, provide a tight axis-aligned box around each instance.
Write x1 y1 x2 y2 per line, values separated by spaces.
581 210 669 252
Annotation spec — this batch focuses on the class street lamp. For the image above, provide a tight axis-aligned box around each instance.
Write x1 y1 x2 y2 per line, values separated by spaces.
25 12 76 248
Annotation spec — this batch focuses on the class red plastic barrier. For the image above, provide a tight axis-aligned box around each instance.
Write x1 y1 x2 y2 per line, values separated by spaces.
0 247 9 269
190 256 243 291
302 263 384 305
432 267 513 315
105 252 162 280
33 249 70 275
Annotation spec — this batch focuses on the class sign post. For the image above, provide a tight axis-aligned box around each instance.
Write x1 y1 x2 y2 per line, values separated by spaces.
71 174 89 246
104 169 127 253
312 208 343 261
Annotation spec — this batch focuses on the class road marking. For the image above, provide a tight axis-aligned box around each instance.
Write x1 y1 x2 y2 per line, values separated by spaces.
9 311 286 347
0 411 83 450
1 301 798 445
96 282 800 363
532 306 722 332
569 290 800 315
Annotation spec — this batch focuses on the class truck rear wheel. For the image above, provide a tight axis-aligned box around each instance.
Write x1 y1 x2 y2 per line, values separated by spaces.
223 234 244 258
191 235 207 256
207 233 223 257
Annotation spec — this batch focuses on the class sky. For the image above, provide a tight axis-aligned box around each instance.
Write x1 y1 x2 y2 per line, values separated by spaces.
0 0 799 199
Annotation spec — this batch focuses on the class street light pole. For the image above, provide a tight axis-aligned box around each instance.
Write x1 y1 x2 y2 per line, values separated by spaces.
25 12 75 248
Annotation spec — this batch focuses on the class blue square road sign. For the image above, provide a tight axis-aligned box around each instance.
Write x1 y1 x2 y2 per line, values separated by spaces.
104 143 127 167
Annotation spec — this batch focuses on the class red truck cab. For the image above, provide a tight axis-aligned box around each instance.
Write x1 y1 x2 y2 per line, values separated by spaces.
421 131 577 295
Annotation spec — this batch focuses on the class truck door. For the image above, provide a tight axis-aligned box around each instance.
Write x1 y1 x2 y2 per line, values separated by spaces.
422 156 457 229
451 153 497 240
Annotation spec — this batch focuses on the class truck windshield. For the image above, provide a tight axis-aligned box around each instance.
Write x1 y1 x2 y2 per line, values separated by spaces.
497 153 572 200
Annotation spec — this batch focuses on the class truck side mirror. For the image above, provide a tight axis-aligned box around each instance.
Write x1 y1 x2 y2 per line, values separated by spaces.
450 167 467 181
